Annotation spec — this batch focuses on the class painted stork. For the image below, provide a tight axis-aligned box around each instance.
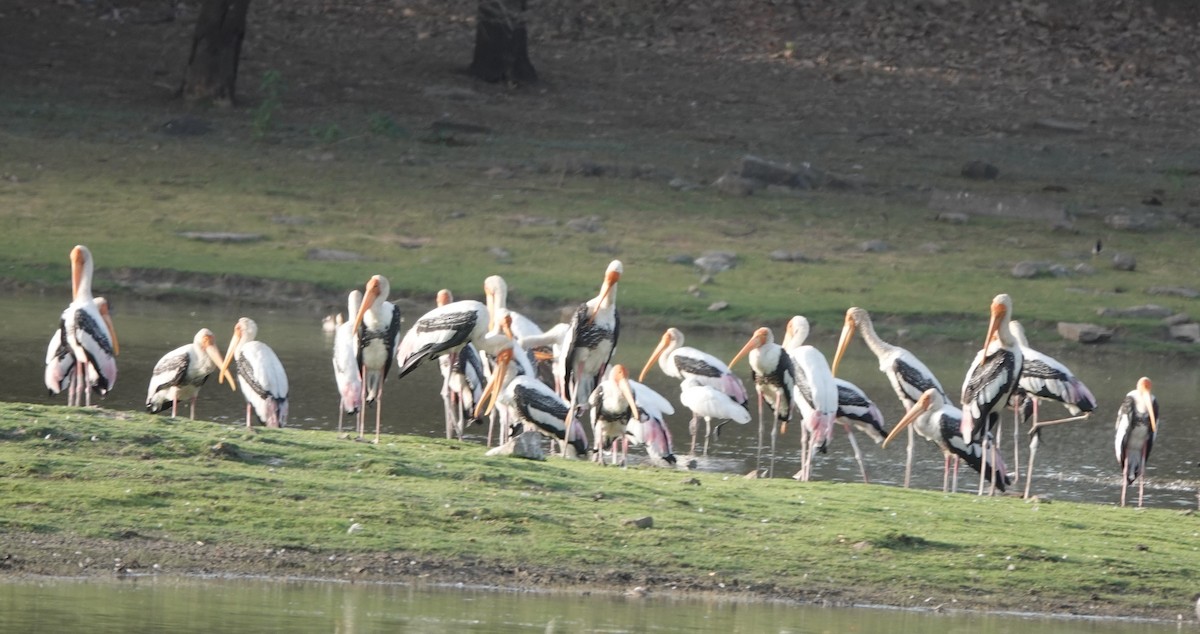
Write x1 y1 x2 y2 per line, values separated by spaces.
558 260 622 439
146 328 235 419
833 377 890 482
883 388 1010 493
1115 376 1158 508
780 316 839 483
960 293 1022 495
1007 320 1098 499
44 296 113 405
832 306 946 488
639 327 748 408
476 346 588 457
437 290 487 442
58 246 119 406
220 317 289 428
518 321 571 393
484 275 543 340
332 290 364 433
588 364 641 465
678 377 751 456
350 275 402 443
625 380 678 467
729 327 794 477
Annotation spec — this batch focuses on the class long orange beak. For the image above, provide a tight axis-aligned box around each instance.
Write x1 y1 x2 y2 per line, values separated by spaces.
219 324 242 391
881 390 935 448
983 299 1006 354
202 333 236 386
638 330 673 382
729 329 766 369
352 276 383 335
70 246 85 301
588 270 620 324
96 299 119 356
475 347 513 419
830 313 856 377
611 365 639 421
1137 377 1157 433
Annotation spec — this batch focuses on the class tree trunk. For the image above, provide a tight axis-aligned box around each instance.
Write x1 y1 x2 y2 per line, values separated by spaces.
469 0 538 84
180 0 251 105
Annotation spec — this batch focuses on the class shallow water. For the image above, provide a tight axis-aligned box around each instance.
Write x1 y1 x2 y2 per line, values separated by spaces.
0 577 1185 633
3 292 1198 508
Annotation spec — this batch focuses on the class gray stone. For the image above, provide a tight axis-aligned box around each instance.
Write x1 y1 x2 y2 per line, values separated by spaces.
713 172 756 196
1011 261 1045 279
1111 252 1137 271
1047 264 1070 277
768 249 815 262
1105 214 1151 231
1097 304 1173 319
1073 263 1096 275
961 160 999 180
1148 286 1200 299
1163 313 1192 326
929 190 1069 225
1031 118 1088 133
859 240 890 253
1057 322 1114 343
306 248 367 262
1170 323 1200 343
919 242 943 254
737 155 822 190
177 232 265 243
707 301 729 312
485 432 545 460
935 212 969 224
566 216 603 233
668 177 699 191
694 251 737 274
487 246 512 262
622 516 654 529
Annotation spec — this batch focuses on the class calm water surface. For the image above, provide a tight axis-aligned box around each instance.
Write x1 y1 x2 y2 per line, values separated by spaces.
0 577 1184 633
2 292 1198 509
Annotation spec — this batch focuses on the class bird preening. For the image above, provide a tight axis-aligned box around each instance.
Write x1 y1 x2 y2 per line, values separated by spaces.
43 247 1162 507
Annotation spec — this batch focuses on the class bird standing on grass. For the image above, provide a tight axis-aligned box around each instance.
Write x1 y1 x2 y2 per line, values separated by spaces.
220 317 288 428
1115 376 1157 508
146 328 234 419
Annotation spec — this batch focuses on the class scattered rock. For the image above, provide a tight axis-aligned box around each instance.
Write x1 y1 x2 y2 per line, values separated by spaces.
1011 261 1046 279
1031 118 1088 133
713 172 755 196
486 246 512 263
1057 322 1114 344
1105 214 1152 231
961 160 999 180
668 177 700 191
1098 304 1173 319
306 248 367 262
622 516 654 529
930 190 1069 225
1163 313 1192 327
1047 264 1070 277
768 249 815 262
736 154 822 190
707 301 729 312
681 477 701 486
1111 253 1137 271
918 242 943 254
1073 263 1096 275
935 211 969 224
177 232 265 243
209 441 241 459
859 240 890 253
271 215 312 226
1168 323 1200 343
485 433 545 460
160 116 211 136
1148 286 1200 299
566 216 603 233
694 251 737 274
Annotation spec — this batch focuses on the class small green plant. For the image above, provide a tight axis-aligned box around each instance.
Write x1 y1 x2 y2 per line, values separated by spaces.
309 123 342 145
367 112 405 139
251 70 284 140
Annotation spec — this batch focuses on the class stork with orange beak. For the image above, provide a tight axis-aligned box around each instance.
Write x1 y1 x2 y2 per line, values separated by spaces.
960 294 1023 495
146 328 235 419
1115 377 1158 508
476 346 588 457
56 246 119 406
558 260 622 441
220 317 289 428
350 275 402 443
729 327 795 477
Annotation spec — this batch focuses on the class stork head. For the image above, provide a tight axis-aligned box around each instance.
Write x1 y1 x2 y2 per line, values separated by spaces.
352 275 389 335
729 327 771 369
197 327 235 385
1136 376 1156 433
588 260 623 323
475 346 515 419
881 388 940 448
436 288 453 307
831 308 865 378
639 328 680 382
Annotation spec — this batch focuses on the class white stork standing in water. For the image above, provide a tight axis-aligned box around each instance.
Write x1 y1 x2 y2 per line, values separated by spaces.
780 316 840 483
588 364 641 465
332 290 364 433
883 388 1010 493
1007 320 1098 499
44 296 114 405
960 293 1023 496
832 377 889 482
639 327 748 406
832 306 946 488
558 260 622 441
56 246 119 406
146 328 235 419
220 317 289 428
351 275 402 443
1115 376 1158 508
484 275 543 340
476 346 588 457
625 380 678 467
729 327 794 477
678 377 751 456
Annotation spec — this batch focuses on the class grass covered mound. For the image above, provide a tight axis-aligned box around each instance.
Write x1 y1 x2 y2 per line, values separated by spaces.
1 402 1195 620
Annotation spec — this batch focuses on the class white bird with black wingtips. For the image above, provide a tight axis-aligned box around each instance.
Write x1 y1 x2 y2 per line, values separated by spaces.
220 317 289 428
56 246 120 406
146 328 235 419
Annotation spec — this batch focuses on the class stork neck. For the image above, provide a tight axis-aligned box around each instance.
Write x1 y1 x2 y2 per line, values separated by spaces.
856 316 897 360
